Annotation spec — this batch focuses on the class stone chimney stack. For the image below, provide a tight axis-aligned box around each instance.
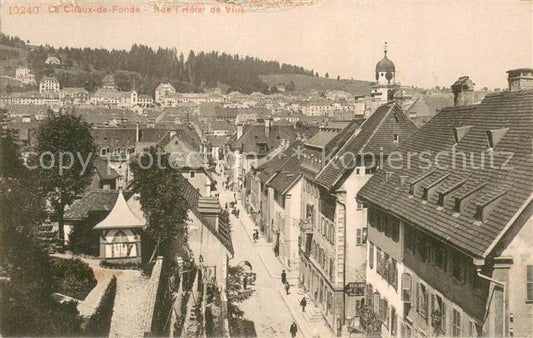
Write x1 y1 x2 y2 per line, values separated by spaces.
507 68 533 91
451 76 475 106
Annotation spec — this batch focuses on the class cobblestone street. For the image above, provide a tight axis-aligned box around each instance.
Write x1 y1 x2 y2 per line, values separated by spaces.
217 178 332 338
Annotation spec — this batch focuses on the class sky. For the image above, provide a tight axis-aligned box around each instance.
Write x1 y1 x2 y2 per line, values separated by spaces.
1 0 532 89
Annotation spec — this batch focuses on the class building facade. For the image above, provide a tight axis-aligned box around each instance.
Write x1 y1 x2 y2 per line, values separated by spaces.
358 72 533 337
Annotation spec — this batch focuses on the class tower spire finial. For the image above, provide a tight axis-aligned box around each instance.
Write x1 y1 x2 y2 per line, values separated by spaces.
384 41 388 56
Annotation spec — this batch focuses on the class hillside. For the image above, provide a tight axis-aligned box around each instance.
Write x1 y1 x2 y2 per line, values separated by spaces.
260 74 373 96
0 45 28 75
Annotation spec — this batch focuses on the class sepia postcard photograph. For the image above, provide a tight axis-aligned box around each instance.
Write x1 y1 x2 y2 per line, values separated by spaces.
0 0 532 337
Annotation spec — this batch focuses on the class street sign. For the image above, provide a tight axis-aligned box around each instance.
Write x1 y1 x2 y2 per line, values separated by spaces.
344 282 365 296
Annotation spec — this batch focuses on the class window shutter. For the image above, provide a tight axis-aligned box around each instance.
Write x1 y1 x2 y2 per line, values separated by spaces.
356 229 362 245
402 273 411 303
415 283 419 311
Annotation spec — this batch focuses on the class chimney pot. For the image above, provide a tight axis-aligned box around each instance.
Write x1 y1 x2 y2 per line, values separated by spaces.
451 76 475 106
507 68 533 92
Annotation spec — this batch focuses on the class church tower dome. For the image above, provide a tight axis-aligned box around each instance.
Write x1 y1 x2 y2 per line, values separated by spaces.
375 42 396 85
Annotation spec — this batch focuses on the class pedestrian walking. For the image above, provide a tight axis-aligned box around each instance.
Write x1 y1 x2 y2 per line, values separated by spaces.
300 297 307 312
290 322 298 338
285 281 290 295
281 270 287 284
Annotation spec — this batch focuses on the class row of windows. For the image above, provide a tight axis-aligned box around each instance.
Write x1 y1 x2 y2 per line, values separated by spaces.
310 240 334 280
400 273 478 337
368 242 398 289
318 214 335 244
100 147 134 157
405 225 483 288
368 207 400 242
366 284 398 335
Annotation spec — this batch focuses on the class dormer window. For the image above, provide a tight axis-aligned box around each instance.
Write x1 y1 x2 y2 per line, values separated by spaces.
113 148 120 156
453 126 472 144
100 147 109 156
393 134 399 143
486 128 509 150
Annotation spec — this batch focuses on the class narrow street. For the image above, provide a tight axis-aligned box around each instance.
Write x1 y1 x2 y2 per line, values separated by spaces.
218 187 299 337
216 177 332 338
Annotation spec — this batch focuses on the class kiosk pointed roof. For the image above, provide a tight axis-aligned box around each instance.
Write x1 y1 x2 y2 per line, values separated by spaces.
93 190 146 230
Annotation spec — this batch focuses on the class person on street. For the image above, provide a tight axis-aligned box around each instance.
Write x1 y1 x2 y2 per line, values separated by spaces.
300 297 307 312
285 281 290 295
281 270 287 284
290 322 298 337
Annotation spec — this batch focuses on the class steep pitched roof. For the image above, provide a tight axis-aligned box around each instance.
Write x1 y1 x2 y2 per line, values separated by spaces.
358 90 533 258
315 102 417 190
230 124 318 153
93 190 146 230
64 190 133 221
180 178 234 254
93 157 120 181
300 118 363 176
91 128 137 149
269 155 303 195
304 131 338 149
405 94 454 127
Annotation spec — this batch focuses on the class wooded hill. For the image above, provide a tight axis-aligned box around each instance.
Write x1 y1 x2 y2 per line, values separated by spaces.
0 33 317 95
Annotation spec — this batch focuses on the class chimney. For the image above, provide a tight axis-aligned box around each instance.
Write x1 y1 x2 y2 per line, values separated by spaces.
451 76 475 106
237 123 243 139
265 118 271 137
507 68 533 92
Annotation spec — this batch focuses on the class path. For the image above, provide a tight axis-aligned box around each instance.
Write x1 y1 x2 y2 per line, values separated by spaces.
217 177 332 338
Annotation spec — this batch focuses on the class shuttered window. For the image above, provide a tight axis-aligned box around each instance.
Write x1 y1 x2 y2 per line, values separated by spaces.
391 306 397 336
356 228 363 245
402 273 412 303
369 242 374 269
452 309 461 337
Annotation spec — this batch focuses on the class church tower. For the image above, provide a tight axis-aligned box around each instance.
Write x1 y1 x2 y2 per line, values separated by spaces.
371 42 399 103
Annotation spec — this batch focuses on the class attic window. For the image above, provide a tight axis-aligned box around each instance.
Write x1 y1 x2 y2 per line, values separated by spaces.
453 126 472 144
393 134 399 143
486 128 509 149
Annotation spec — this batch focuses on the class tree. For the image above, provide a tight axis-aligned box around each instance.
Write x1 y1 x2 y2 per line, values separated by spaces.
0 135 82 336
226 265 254 319
285 81 296 92
359 305 382 336
36 112 95 241
130 147 191 259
